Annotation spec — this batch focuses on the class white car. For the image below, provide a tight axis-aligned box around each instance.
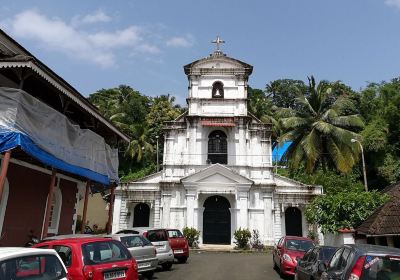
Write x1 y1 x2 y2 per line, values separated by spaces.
0 247 68 280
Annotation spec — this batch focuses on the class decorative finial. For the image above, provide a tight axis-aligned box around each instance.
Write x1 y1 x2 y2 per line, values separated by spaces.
211 36 225 53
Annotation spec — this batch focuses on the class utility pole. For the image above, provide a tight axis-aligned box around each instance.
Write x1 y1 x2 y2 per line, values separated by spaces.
156 135 159 172
351 139 368 191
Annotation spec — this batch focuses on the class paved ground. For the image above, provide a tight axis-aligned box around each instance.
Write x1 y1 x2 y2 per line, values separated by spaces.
149 251 281 280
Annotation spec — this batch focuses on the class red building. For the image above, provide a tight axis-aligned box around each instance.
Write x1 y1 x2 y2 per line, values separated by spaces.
0 30 129 246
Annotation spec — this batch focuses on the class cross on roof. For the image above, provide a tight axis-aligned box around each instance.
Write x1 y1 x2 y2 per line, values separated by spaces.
211 36 225 52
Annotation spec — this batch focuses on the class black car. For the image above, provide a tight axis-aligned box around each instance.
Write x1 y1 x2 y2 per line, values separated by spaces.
319 244 400 280
295 245 337 280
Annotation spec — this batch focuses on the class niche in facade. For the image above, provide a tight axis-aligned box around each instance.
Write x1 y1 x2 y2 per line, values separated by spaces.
212 81 224 98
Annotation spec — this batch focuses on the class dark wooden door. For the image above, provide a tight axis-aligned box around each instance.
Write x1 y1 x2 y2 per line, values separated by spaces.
285 207 302 236
133 203 150 227
203 196 231 244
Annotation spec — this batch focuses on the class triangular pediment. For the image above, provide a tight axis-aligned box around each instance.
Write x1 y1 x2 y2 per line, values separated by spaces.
181 164 253 185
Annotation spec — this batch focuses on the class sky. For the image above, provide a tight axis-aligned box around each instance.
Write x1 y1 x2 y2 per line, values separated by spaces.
1 0 400 105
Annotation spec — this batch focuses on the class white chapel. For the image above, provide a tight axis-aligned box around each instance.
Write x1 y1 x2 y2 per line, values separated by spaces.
113 38 322 246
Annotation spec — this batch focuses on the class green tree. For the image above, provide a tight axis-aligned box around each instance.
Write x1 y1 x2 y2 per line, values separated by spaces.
279 76 364 173
305 190 388 234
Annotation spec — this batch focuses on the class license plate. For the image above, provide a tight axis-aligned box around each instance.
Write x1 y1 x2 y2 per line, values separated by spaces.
174 249 184 254
156 245 166 252
103 270 126 280
138 262 151 268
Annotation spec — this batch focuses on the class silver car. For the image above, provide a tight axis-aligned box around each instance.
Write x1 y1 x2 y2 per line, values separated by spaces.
116 228 174 270
106 234 158 279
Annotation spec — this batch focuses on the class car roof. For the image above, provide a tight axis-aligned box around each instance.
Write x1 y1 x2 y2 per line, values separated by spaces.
284 236 315 241
106 234 142 238
42 234 96 241
0 247 59 261
39 237 112 245
119 227 165 232
345 244 400 255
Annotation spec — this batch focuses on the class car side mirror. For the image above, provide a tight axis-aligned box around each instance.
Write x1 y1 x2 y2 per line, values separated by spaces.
277 245 282 249
318 262 327 272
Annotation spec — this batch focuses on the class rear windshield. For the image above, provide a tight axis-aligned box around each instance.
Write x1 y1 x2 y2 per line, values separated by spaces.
81 241 131 265
120 236 152 248
319 247 337 261
361 255 400 280
147 230 168 242
0 254 66 280
167 230 183 238
285 239 314 252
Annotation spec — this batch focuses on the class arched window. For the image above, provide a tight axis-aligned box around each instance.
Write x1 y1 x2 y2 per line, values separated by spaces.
0 179 9 235
208 130 227 164
212 81 224 98
46 186 62 234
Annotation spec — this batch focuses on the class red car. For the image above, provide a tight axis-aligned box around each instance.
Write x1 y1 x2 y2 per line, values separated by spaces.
34 237 138 280
166 229 189 263
273 236 315 277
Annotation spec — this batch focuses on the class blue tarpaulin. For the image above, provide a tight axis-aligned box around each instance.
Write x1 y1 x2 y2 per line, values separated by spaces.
0 129 110 185
272 141 291 162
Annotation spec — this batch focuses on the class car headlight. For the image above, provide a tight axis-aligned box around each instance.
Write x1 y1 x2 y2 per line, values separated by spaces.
283 254 293 263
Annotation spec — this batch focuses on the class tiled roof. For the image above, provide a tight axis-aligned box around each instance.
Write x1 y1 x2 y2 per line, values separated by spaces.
356 182 400 236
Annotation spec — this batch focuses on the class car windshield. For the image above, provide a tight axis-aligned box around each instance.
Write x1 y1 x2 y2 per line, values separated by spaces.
167 230 183 238
81 241 130 265
285 239 314 252
0 254 66 280
147 230 168 242
319 247 337 261
361 255 400 280
120 235 152 248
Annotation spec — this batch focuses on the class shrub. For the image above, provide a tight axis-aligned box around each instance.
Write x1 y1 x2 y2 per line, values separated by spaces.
233 228 251 250
182 227 200 248
250 229 264 251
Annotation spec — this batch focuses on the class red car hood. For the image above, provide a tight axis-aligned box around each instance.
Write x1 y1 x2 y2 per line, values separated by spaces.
286 250 306 261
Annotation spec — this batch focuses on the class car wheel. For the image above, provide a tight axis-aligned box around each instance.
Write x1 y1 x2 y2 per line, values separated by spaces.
162 262 173 271
279 262 285 279
177 257 188 264
142 271 154 279
273 256 278 270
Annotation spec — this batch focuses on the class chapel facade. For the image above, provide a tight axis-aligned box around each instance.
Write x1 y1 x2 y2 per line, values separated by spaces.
112 40 322 245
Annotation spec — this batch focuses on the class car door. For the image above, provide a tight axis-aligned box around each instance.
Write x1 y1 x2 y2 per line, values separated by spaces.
297 248 313 280
305 248 319 280
322 248 351 280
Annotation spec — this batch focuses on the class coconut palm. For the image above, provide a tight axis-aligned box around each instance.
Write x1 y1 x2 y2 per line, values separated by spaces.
126 125 154 162
279 76 365 173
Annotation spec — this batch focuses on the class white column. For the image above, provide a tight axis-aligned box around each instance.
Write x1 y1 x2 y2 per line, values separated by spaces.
263 195 273 245
112 194 122 233
162 194 171 228
238 192 248 228
186 193 195 228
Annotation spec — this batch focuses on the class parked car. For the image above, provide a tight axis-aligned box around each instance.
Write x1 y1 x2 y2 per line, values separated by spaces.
116 228 174 270
33 237 139 280
106 234 158 279
0 247 68 280
319 244 400 280
167 229 189 263
273 236 315 277
295 245 337 280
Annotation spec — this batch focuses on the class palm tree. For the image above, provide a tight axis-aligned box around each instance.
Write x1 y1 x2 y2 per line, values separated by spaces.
126 125 154 162
279 76 365 173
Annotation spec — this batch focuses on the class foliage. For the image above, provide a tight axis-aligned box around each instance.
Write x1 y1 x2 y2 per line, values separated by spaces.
307 229 319 242
305 190 388 234
120 163 156 183
265 79 307 109
88 85 182 180
279 76 364 173
182 227 200 248
250 229 264 251
233 228 252 250
278 168 364 194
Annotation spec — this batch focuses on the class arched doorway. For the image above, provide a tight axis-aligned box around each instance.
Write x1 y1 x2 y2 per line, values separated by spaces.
208 130 227 164
285 207 302 236
133 203 150 227
203 195 231 244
